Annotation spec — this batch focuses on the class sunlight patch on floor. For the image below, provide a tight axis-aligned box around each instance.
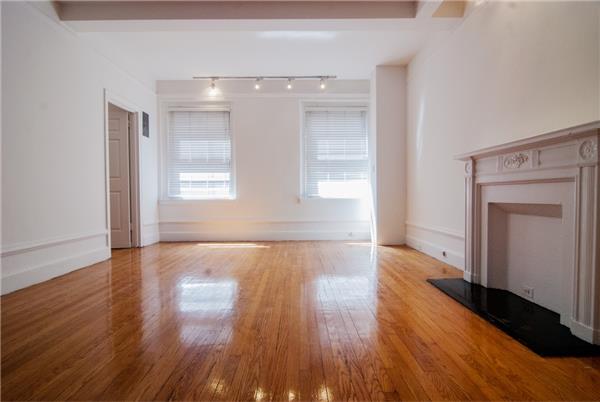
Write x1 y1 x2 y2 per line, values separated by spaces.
195 243 270 249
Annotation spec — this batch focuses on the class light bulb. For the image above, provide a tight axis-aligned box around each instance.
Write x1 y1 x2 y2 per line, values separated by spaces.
320 78 326 90
286 78 293 90
254 78 261 90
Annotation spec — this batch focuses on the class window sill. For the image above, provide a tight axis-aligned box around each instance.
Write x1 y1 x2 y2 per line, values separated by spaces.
298 196 365 202
159 197 237 205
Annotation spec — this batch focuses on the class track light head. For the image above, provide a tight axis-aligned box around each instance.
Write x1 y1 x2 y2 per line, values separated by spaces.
320 78 326 90
286 78 293 90
254 78 262 90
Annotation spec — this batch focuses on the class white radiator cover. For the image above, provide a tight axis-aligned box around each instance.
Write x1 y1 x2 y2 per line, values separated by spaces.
457 121 600 344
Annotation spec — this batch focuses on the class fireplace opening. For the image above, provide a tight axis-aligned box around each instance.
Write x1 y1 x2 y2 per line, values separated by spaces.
487 202 564 313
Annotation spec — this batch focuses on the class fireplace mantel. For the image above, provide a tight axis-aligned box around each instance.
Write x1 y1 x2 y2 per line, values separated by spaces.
455 120 600 344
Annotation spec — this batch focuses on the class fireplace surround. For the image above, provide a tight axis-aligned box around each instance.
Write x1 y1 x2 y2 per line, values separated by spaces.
456 121 600 344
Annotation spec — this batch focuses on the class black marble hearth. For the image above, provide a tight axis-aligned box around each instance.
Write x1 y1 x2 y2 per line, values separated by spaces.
427 278 600 357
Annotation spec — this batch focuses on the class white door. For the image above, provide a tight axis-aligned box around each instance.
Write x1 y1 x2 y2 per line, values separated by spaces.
108 104 132 248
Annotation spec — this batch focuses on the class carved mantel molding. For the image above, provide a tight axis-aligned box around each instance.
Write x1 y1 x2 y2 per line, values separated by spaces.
579 139 598 161
502 152 529 169
455 120 600 344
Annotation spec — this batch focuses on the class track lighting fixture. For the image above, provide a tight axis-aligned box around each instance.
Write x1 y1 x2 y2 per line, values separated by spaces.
193 75 337 93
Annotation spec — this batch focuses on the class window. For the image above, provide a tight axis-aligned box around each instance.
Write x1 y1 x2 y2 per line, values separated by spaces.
167 110 233 199
303 108 369 199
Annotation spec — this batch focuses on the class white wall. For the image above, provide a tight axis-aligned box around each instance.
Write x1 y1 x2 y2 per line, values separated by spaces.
371 66 407 245
1 2 159 294
157 79 371 241
406 1 600 268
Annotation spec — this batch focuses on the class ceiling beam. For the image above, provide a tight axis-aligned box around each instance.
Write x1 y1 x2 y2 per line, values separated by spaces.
55 1 418 20
417 0 465 19
432 0 465 18
416 0 443 18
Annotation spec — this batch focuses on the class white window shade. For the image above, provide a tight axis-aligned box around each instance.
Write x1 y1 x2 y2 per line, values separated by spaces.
303 109 369 199
167 110 233 199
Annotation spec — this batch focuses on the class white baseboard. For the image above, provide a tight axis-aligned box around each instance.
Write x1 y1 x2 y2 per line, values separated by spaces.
405 222 465 270
159 220 371 242
463 271 479 282
570 319 600 345
376 235 406 246
161 230 371 242
142 223 160 246
1 232 110 295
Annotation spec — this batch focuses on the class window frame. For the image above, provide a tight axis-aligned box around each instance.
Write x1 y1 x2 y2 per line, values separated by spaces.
163 103 236 201
300 102 370 200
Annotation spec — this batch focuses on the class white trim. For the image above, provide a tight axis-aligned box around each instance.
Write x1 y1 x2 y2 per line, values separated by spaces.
304 105 369 113
129 111 142 247
2 248 110 295
405 222 465 240
406 234 465 270
462 271 478 282
159 219 370 224
569 319 600 344
1 231 108 256
158 198 237 205
141 223 160 246
1 231 110 294
159 219 371 241
160 230 371 242
106 90 144 114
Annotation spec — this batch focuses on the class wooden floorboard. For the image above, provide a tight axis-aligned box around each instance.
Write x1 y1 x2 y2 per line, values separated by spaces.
2 241 600 401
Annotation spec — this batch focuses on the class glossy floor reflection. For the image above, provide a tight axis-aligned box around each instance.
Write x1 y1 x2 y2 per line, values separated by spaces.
2 242 600 401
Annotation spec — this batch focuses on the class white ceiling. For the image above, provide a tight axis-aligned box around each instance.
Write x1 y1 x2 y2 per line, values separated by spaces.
65 18 461 88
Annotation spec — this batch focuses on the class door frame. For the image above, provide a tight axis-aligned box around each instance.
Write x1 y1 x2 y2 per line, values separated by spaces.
104 89 142 248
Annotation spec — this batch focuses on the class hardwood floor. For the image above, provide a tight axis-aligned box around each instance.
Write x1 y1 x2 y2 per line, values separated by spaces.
2 242 600 401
